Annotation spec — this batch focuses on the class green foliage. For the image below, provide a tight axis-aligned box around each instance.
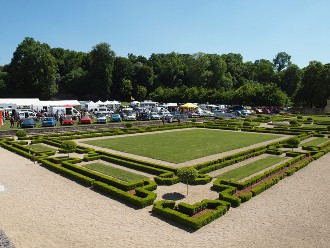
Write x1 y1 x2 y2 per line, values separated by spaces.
61 140 77 156
286 137 300 147
177 167 198 183
289 119 299 126
16 130 27 138
152 200 229 230
125 123 133 128
177 167 198 195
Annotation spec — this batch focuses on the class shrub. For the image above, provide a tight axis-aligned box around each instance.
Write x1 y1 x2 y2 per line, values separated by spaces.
61 140 77 157
125 123 133 128
286 137 300 148
177 167 199 195
289 119 299 126
16 130 27 138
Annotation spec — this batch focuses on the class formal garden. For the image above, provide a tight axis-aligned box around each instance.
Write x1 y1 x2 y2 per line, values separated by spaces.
1 114 330 230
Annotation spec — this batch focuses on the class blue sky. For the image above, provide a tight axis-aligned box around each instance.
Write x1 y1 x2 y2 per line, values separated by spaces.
1 0 329 68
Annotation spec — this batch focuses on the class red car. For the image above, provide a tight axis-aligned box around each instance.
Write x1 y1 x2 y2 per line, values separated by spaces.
79 115 92 124
62 116 74 125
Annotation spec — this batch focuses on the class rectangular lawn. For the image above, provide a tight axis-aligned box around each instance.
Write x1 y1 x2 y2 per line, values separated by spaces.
82 129 282 163
83 163 148 182
216 156 286 181
301 137 329 147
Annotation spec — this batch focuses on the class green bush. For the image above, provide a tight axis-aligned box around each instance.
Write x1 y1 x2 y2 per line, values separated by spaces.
238 192 253 203
16 130 27 138
152 199 229 230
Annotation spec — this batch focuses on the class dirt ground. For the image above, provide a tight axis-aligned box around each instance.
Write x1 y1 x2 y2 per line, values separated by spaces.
1 146 330 248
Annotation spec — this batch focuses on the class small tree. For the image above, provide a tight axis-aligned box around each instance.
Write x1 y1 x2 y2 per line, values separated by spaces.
61 140 77 157
287 137 300 150
177 167 198 195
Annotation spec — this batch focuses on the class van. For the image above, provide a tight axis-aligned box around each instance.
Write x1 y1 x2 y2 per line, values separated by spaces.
18 111 36 119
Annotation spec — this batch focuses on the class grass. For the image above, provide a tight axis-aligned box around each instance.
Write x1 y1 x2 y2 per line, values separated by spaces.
300 137 329 147
83 163 148 182
216 156 286 181
82 129 282 163
303 115 330 122
28 144 56 153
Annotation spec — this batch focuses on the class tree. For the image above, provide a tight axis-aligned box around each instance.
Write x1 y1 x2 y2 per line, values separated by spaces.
286 137 300 150
177 167 198 195
7 37 58 99
86 42 115 100
293 61 328 108
61 140 77 157
51 48 87 98
277 64 302 97
135 85 147 101
273 52 291 72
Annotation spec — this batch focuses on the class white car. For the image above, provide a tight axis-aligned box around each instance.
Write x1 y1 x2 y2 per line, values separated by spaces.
150 112 161 120
202 110 215 117
124 112 136 121
96 113 107 123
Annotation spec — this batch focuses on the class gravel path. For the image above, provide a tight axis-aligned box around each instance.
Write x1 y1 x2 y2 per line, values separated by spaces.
1 146 330 247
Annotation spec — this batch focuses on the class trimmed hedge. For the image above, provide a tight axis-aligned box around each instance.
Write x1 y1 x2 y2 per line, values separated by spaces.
93 181 157 208
152 199 230 230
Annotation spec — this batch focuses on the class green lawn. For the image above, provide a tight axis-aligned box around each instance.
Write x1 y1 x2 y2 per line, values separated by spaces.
82 129 282 163
216 156 286 181
303 115 330 122
28 144 56 153
301 137 329 147
83 163 148 182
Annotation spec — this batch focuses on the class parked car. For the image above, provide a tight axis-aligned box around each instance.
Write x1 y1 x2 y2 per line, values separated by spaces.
111 113 122 122
158 112 173 120
188 112 199 118
79 115 92 124
137 112 150 121
96 113 107 124
150 112 161 120
21 118 35 128
61 116 74 125
202 110 215 117
123 112 136 121
41 117 57 127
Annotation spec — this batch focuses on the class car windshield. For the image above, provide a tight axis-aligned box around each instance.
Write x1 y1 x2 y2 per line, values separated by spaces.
112 114 120 117
64 116 72 120
44 117 52 121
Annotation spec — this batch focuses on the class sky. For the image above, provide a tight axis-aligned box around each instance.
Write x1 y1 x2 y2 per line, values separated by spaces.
1 0 329 68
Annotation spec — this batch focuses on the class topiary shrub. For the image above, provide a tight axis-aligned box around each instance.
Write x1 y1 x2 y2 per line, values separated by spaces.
297 115 303 120
177 167 198 195
289 119 299 126
61 140 77 157
125 123 133 128
16 130 27 138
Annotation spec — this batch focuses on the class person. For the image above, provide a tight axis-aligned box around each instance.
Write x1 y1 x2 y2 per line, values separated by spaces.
10 116 15 128
161 115 165 125
17 116 21 128
59 114 63 125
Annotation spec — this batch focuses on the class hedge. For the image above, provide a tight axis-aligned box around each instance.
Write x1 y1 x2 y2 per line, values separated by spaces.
93 181 157 208
152 199 230 230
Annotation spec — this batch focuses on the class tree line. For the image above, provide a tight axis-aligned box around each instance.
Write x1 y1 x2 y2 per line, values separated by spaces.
0 37 329 107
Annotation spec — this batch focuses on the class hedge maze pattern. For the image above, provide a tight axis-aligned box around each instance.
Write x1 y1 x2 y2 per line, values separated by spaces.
1 119 330 230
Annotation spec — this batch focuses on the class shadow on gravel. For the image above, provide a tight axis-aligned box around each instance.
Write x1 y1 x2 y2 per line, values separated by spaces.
162 192 185 201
